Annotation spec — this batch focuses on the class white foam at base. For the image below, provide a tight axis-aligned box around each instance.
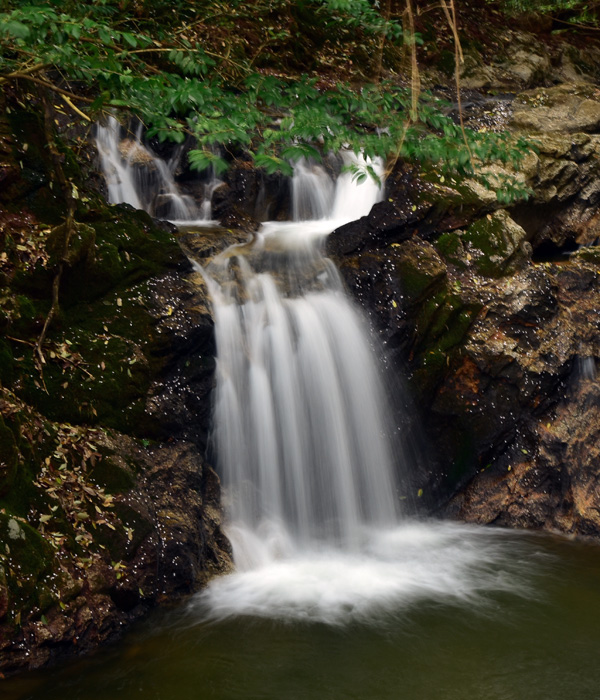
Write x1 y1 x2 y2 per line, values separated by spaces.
197 522 535 625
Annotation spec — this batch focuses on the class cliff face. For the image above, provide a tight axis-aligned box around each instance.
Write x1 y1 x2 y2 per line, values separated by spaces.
0 88 232 675
326 76 600 534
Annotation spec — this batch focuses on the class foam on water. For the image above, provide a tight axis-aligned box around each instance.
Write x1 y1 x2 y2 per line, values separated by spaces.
198 522 534 624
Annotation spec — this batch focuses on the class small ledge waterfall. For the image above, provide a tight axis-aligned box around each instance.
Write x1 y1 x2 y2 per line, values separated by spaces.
95 116 220 223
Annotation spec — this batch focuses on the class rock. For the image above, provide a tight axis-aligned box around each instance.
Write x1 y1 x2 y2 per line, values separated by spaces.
326 167 496 259
510 130 600 249
511 83 600 133
212 160 290 230
331 152 600 517
449 380 600 536
437 210 530 277
0 88 232 677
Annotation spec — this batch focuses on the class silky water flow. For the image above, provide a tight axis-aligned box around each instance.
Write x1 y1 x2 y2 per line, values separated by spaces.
92 139 538 624
95 116 220 224
193 156 535 624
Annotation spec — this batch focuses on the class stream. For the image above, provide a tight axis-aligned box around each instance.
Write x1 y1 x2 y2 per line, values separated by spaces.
8 122 595 699
4 529 600 700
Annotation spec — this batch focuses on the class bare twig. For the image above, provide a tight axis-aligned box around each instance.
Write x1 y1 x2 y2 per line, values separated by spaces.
440 0 472 160
61 94 91 121
5 73 93 103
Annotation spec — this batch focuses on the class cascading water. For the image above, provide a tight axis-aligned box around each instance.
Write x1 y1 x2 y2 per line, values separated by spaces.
95 116 220 223
196 156 533 623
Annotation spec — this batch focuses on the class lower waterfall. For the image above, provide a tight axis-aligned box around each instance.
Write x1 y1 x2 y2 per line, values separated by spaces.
196 160 533 623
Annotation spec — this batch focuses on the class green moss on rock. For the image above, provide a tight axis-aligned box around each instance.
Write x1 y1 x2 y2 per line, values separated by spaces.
89 456 136 494
436 210 530 277
0 415 18 496
392 238 447 303
572 246 600 264
0 513 55 620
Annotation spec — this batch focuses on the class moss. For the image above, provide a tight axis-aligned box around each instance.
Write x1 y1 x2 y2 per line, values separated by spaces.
8 294 46 336
89 456 136 494
572 246 600 264
0 513 55 620
46 221 96 269
436 211 529 278
92 502 152 562
0 415 18 496
0 409 56 522
435 231 468 268
408 280 482 404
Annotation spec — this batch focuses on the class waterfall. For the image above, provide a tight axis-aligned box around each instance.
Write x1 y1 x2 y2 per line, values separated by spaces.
204 154 395 550
95 116 220 223
91 139 532 623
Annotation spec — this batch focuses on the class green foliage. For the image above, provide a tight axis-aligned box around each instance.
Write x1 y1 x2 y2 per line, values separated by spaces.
493 0 600 26
0 0 532 202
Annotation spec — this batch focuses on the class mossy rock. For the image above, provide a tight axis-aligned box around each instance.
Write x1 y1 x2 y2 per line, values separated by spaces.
408 281 482 402
392 238 447 303
0 513 55 620
572 246 600 264
0 415 18 496
1 294 47 337
46 221 96 268
445 210 529 277
435 231 468 269
92 501 152 562
89 455 136 494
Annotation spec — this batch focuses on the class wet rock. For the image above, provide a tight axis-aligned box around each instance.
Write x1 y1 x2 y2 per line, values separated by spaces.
449 380 600 536
326 168 496 259
437 210 530 277
212 160 290 230
0 88 232 677
332 159 600 520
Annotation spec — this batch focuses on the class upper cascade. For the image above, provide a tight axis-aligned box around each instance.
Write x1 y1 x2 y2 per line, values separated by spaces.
95 123 383 232
291 152 383 225
95 116 219 223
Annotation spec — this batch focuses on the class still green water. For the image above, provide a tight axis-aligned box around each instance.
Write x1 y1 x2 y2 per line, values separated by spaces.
4 530 600 700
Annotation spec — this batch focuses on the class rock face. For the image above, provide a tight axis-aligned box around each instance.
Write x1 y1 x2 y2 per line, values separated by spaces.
326 81 600 531
511 83 600 134
450 380 600 536
0 88 232 675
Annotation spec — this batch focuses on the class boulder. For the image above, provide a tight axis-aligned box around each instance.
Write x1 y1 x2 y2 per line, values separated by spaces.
511 83 600 133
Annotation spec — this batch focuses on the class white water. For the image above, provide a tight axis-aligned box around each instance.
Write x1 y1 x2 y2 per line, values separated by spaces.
198 155 533 623
95 116 220 223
